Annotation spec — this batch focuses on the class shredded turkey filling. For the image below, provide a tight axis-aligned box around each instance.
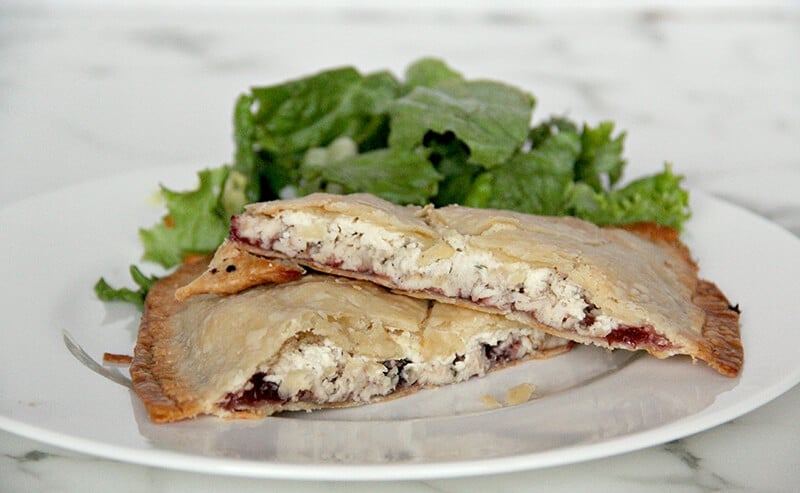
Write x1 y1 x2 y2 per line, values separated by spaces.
220 329 552 411
232 211 626 340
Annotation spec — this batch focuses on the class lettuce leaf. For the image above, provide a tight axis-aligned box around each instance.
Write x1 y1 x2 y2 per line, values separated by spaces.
422 130 478 206
139 167 231 268
242 67 402 198
93 265 159 309
403 57 464 90
300 145 441 205
460 120 690 227
575 121 626 191
388 79 535 167
250 67 360 154
464 128 581 215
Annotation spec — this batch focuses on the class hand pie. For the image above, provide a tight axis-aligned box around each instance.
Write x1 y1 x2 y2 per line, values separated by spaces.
131 259 572 422
230 193 743 376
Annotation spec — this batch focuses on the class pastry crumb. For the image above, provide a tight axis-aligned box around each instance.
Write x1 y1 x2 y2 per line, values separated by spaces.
505 383 537 406
481 383 538 409
480 394 503 409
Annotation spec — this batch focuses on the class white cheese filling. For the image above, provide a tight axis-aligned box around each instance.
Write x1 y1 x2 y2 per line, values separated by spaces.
255 329 554 405
238 211 619 339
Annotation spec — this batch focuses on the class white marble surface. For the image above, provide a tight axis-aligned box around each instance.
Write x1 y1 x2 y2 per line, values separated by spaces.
1 2 799 492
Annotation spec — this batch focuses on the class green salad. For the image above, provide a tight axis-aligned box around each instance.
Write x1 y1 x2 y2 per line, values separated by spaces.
95 58 690 307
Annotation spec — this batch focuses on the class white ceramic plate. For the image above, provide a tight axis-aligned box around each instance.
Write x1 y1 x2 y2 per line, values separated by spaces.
1 166 798 481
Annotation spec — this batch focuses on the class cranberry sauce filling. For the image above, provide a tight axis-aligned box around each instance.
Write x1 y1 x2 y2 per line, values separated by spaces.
222 358 413 412
581 303 599 327
605 325 671 349
228 216 251 245
482 339 525 366
222 372 282 411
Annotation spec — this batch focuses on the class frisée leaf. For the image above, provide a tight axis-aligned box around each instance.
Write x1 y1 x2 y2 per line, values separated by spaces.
566 164 690 228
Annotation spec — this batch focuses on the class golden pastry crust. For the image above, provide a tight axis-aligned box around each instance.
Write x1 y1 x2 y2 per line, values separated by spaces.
174 239 304 300
131 258 572 423
130 257 208 423
232 193 742 376
692 280 743 377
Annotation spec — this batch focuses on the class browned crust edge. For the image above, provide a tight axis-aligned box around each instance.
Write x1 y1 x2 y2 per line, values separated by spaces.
130 257 211 423
692 280 743 377
619 223 743 376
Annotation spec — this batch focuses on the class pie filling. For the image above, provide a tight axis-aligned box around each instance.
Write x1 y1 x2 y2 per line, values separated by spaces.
231 212 676 353
220 330 555 412
605 325 671 348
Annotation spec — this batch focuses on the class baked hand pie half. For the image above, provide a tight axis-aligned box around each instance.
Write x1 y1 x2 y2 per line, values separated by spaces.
131 258 572 423
230 193 743 377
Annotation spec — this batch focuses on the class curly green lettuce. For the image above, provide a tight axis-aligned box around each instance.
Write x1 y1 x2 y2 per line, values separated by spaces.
98 58 691 306
138 167 232 268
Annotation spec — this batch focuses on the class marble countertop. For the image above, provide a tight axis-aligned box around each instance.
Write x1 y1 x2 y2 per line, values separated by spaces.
1 3 799 492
